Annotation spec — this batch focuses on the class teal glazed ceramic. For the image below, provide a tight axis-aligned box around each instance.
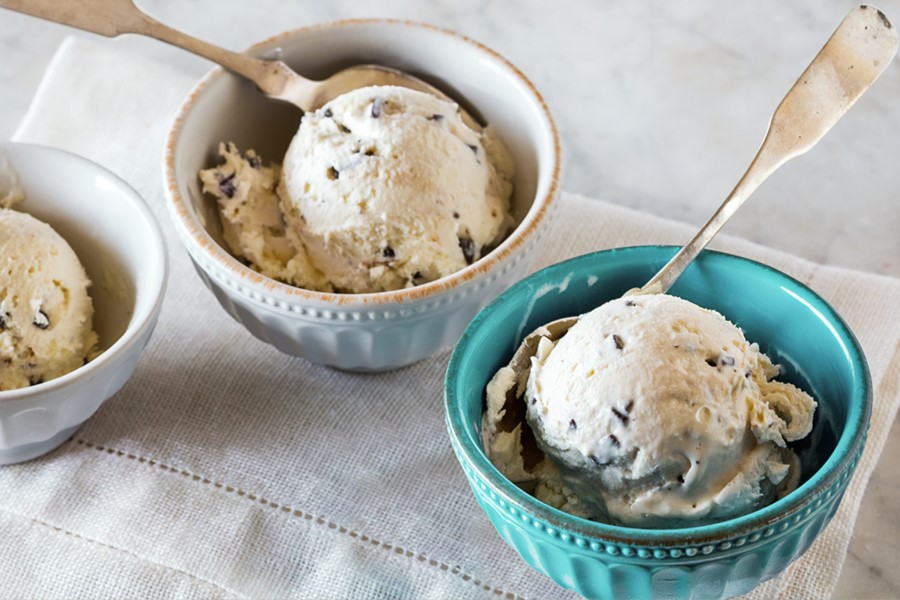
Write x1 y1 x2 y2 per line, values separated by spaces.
444 246 871 600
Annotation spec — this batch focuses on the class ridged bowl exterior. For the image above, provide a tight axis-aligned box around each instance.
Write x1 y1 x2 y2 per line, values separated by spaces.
0 319 160 463
445 246 871 599
177 220 550 371
452 436 861 600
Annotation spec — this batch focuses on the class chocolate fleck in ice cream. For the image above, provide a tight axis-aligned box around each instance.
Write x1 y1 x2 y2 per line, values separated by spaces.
483 294 816 528
201 85 514 294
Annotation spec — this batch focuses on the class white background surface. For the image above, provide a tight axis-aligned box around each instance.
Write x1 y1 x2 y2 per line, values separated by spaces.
1 1 898 597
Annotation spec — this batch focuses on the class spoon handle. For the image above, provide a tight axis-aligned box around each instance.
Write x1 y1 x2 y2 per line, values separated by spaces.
0 0 307 106
637 5 898 296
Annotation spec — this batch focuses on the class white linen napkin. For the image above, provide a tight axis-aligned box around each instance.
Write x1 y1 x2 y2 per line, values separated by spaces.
2 37 899 600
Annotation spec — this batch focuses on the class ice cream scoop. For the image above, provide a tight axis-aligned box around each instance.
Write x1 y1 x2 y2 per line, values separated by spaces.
0 0 482 130
521 294 815 526
279 86 513 293
506 4 898 384
200 85 514 294
0 209 99 390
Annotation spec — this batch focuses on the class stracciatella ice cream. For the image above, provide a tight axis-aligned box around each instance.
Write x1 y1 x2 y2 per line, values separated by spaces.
483 294 816 528
201 85 514 294
0 208 99 390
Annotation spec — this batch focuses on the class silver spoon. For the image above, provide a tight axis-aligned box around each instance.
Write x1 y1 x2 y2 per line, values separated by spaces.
0 0 482 130
505 4 898 383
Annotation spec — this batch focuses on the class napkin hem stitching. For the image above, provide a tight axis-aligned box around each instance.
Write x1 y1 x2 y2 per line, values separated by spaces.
1 504 243 597
74 437 526 600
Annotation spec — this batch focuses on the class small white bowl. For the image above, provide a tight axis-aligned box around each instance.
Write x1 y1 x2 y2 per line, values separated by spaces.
0 143 167 464
164 19 560 371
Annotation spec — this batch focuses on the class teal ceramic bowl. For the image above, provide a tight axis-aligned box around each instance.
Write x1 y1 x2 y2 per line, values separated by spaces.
445 246 871 600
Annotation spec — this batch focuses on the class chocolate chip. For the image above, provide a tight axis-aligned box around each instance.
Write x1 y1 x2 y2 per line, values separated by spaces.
364 148 376 157
28 375 44 386
613 334 624 350
569 419 577 430
0 312 8 331
33 310 49 330
677 474 685 485
217 173 236 199
745 370 752 378
607 434 620 448
720 355 735 366
246 155 260 169
625 400 634 413
705 358 718 367
588 454 611 467
327 166 339 180
452 211 460 219
466 143 478 154
530 398 537 405
337 122 351 134
458 236 476 264
323 108 333 118
428 114 444 122
625 299 636 307
371 96 385 118
382 246 396 259
612 407 629 426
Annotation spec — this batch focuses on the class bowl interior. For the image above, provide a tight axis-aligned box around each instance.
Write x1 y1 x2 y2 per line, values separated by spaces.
447 246 870 534
1 143 165 354
171 19 556 263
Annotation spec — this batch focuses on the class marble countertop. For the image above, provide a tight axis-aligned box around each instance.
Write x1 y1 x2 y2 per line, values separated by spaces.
1 1 898 597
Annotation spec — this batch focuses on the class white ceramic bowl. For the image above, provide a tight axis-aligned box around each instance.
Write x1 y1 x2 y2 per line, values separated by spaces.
0 143 167 464
164 19 560 371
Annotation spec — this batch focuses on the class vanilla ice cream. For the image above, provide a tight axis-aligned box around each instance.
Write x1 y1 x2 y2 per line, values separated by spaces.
484 294 816 528
201 85 514 294
200 143 329 291
0 208 99 390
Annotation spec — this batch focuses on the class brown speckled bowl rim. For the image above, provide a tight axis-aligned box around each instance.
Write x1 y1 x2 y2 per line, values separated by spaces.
164 18 561 308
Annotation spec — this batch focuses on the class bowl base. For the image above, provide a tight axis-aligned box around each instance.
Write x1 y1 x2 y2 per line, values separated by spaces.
0 423 80 465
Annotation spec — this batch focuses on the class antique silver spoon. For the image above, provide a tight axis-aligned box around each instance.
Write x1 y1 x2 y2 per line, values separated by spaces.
506 4 898 382
0 0 482 129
